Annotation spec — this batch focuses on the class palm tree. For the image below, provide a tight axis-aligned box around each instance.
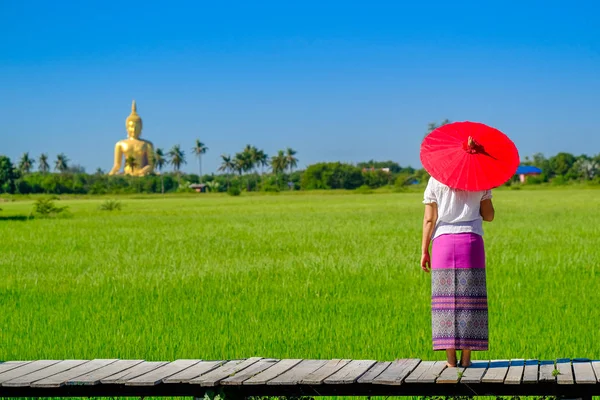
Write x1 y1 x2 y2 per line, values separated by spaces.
426 122 438 134
191 140 208 183
234 150 253 176
55 153 69 173
425 119 451 137
271 150 287 185
285 147 298 174
38 153 50 173
218 154 236 188
18 152 35 174
168 145 186 183
234 150 254 191
246 145 263 189
153 148 166 171
125 154 138 175
153 148 167 194
256 149 269 175
246 145 257 168
124 154 138 186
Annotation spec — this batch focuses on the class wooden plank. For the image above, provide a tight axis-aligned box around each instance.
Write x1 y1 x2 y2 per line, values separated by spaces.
522 359 539 384
357 361 391 384
405 361 446 384
436 366 465 384
591 361 600 383
125 360 201 386
0 362 31 376
189 358 262 387
538 360 556 383
572 361 596 384
101 362 168 384
555 359 574 385
404 361 436 383
3 360 89 387
32 359 118 388
504 359 525 385
267 360 327 385
163 361 226 384
324 360 378 384
244 359 302 385
404 361 434 383
0 361 61 384
68 360 144 385
418 361 447 383
221 359 279 385
300 359 351 385
372 359 421 385
460 360 489 384
481 360 510 383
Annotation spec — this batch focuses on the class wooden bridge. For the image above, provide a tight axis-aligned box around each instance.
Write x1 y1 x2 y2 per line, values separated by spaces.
0 357 598 398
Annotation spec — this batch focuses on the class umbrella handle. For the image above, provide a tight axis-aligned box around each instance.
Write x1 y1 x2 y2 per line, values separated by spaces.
464 136 498 160
466 136 480 153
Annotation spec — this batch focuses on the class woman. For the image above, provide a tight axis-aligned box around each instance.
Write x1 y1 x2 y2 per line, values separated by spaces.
421 175 495 368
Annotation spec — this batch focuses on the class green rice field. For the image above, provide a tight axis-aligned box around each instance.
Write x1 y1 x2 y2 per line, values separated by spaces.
1 189 599 368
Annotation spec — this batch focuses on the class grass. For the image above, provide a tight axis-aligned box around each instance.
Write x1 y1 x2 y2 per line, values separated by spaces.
0 190 599 376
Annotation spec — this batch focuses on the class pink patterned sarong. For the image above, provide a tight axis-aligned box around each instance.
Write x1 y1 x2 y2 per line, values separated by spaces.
431 233 488 351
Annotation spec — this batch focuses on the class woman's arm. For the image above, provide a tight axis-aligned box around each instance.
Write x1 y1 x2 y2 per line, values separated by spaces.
480 199 495 221
421 203 438 272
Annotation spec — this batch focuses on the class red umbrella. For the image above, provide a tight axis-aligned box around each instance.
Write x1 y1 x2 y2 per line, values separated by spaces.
420 121 519 191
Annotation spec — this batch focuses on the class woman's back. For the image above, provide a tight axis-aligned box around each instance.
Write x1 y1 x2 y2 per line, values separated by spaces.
423 177 491 238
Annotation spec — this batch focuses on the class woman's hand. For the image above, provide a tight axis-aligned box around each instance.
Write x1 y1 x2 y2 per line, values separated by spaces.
421 251 431 273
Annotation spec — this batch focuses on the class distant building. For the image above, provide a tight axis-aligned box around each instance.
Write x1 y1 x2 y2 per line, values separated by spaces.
516 166 542 183
189 183 207 193
361 167 390 173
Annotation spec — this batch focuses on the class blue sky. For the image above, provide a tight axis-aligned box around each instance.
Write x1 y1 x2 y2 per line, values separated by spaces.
1 0 598 174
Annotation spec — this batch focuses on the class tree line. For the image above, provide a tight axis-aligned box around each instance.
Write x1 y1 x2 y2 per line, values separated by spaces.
0 154 417 195
2 122 599 195
2 150 598 196
12 141 298 181
0 139 303 194
520 152 600 183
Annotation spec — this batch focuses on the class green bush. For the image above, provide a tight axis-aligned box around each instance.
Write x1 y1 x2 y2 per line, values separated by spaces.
260 182 280 192
393 173 416 192
362 170 391 188
33 198 70 217
525 175 544 185
176 180 195 193
0 155 18 194
301 162 363 190
227 185 241 196
551 175 568 186
356 185 373 194
205 181 221 192
99 199 122 211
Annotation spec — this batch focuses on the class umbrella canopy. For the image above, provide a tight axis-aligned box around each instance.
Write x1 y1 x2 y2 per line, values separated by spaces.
420 121 519 191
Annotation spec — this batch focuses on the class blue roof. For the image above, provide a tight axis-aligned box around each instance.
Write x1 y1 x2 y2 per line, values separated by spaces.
516 165 542 174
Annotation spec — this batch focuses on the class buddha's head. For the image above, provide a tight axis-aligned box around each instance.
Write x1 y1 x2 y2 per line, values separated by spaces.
125 100 143 139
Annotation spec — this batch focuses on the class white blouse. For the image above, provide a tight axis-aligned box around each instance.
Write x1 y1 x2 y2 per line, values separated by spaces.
422 177 492 239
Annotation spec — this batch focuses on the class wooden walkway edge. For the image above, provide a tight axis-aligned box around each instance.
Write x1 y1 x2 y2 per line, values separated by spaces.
0 358 598 398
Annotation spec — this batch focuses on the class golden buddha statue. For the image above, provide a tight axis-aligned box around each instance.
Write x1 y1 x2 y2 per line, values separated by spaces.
108 100 155 176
